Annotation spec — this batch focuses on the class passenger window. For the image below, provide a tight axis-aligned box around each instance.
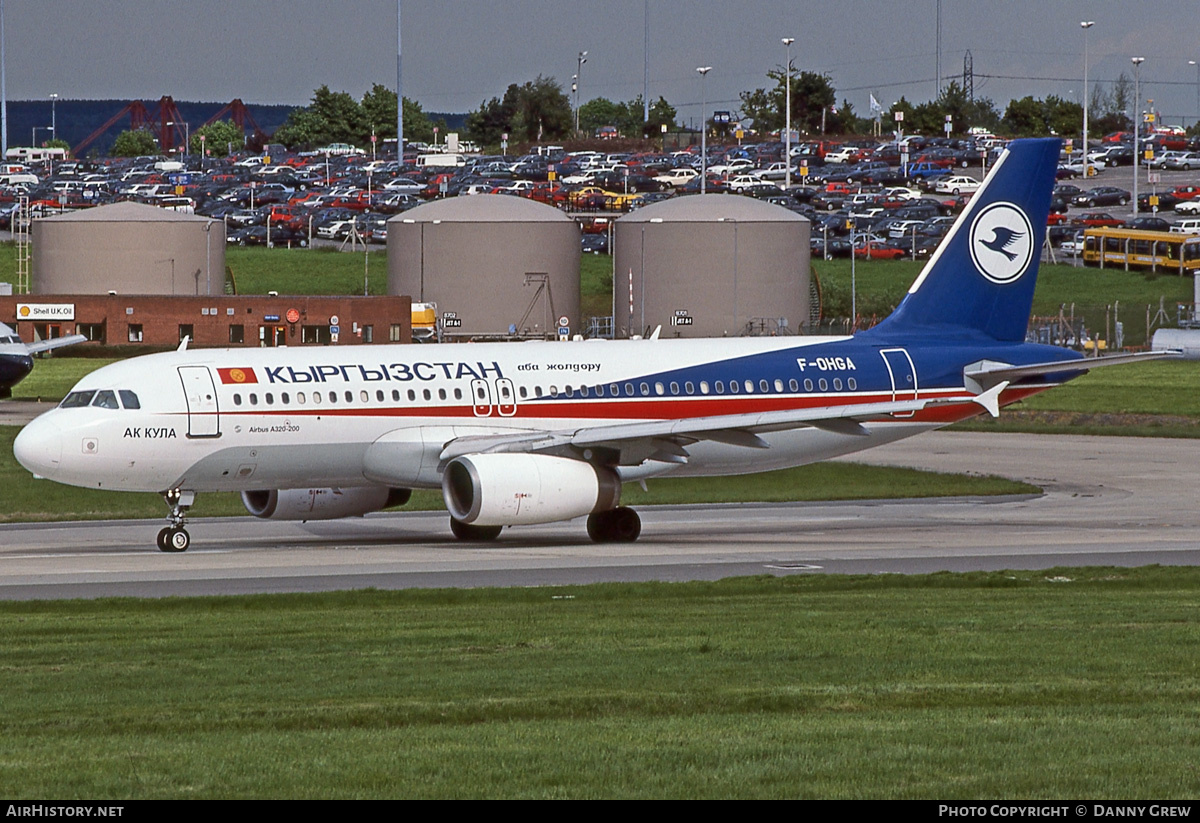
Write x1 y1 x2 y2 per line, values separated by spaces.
437 388 446 400
361 391 369 403
312 392 321 404
265 393 274 405
328 391 337 403
833 378 843 390
788 379 798 392
804 379 813 391
233 394 243 406
455 388 463 400
655 382 664 395
550 386 559 397
519 386 528 399
92 390 120 409
392 390 400 401
580 385 589 397
774 379 784 392
595 385 604 397
345 391 353 403
639 382 650 396
670 382 680 395
699 381 709 394
729 381 739 394
423 389 431 401
759 379 769 392
745 380 755 393
408 389 416 401
281 392 290 404
249 393 259 405
848 378 857 390
376 390 384 402
818 379 828 391
296 392 306 405
119 390 141 409
715 381 724 394
624 383 634 396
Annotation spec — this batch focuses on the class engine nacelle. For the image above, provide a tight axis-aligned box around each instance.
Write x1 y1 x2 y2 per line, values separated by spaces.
242 487 411 521
442 454 620 527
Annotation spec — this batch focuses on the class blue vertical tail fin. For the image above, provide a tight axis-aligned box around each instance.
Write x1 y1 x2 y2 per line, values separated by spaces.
866 137 1060 342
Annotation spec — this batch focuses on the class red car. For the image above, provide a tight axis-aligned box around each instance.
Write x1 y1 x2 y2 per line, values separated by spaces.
1077 212 1122 228
524 181 569 206
854 240 905 260
1170 186 1200 202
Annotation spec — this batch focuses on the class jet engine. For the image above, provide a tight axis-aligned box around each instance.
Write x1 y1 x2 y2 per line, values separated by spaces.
442 453 620 527
242 487 411 521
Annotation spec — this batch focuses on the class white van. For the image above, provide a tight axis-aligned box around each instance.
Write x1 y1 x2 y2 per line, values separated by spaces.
1170 219 1200 235
415 153 466 168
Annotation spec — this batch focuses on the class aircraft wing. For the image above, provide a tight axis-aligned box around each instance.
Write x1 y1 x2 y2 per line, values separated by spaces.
24 334 87 355
439 397 932 466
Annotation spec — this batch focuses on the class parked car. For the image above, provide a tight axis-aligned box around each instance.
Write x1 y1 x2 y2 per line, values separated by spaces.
854 239 906 260
1076 212 1123 228
1125 216 1173 232
1072 187 1130 208
934 175 981 195
1059 230 1086 255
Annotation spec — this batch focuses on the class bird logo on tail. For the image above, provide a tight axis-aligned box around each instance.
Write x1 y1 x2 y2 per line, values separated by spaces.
970 202 1034 284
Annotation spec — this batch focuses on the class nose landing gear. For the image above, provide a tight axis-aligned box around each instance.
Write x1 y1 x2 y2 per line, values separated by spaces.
157 489 195 552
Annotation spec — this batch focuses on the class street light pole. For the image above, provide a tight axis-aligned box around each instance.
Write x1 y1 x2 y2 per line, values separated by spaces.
782 37 794 190
49 92 57 142
1081 22 1094 179
1190 60 1200 127
697 66 711 194
1132 57 1145 213
574 50 588 136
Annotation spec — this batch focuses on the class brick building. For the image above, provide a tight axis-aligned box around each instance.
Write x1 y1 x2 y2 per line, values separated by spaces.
0 294 412 348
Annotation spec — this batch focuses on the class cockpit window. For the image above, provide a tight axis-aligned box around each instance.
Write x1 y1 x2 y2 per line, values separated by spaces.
60 390 96 408
118 390 141 409
92 390 120 409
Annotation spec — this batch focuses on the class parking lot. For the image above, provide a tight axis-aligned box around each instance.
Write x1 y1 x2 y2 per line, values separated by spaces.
1 132 1198 266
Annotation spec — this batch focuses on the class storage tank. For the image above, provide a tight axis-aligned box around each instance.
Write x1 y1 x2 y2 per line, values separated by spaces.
32 201 225 296
388 195 581 338
613 194 810 338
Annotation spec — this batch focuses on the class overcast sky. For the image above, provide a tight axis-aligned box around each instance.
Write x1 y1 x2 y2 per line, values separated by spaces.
8 1 1200 129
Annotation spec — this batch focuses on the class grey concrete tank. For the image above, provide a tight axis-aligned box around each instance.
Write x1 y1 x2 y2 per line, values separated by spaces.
613 194 810 338
32 201 225 296
388 195 581 338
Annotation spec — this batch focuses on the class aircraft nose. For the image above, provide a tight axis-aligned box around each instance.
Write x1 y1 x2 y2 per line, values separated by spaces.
13 414 64 479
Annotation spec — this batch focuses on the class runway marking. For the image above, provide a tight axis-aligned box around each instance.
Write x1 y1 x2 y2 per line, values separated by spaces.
0 550 235 560
764 563 824 571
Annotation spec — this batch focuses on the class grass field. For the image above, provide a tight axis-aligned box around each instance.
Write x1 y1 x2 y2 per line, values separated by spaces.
813 259 1195 347
3 567 1199 798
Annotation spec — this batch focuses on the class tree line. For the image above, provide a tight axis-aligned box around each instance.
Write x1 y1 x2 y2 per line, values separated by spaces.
102 68 1178 157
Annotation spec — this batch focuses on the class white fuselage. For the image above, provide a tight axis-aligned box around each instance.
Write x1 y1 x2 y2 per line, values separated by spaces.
13 335 970 496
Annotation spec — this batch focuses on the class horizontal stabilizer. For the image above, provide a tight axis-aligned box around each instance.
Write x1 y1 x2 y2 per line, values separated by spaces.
25 334 87 355
964 349 1180 392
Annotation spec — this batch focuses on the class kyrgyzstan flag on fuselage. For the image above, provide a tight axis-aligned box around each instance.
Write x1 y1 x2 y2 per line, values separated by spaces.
217 367 258 385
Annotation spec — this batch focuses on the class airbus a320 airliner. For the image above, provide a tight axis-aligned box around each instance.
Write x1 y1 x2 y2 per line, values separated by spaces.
13 139 1173 551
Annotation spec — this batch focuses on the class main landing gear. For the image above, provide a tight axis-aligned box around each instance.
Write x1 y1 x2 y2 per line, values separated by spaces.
157 489 195 552
586 507 641 543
